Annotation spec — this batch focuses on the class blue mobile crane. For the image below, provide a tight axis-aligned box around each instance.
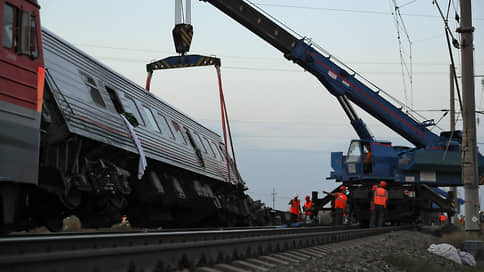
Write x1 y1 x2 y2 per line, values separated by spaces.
200 0 484 225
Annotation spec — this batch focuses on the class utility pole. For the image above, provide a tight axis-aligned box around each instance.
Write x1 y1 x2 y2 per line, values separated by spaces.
449 64 457 224
458 0 480 232
272 188 276 209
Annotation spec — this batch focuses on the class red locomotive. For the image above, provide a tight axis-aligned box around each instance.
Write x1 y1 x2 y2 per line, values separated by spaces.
0 0 44 231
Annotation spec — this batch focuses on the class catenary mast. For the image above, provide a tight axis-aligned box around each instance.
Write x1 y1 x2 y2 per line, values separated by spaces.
459 0 480 232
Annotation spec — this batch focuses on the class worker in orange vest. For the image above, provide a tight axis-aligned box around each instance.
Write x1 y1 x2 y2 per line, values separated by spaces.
439 213 447 225
324 186 348 225
363 144 372 174
303 195 313 223
370 181 388 228
334 186 348 225
288 195 301 224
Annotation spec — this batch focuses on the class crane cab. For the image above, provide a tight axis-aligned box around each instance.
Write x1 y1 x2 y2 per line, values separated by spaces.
329 140 398 182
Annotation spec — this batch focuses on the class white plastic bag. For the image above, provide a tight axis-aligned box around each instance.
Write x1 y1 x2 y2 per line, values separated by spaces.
427 243 462 264
458 250 476 266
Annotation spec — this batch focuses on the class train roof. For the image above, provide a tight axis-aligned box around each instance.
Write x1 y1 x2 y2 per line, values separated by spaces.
41 27 240 184
41 28 221 139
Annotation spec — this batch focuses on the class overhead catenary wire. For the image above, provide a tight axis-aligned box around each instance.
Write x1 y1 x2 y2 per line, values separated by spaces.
432 0 464 114
251 3 484 21
390 0 414 108
91 56 461 74
77 42 484 68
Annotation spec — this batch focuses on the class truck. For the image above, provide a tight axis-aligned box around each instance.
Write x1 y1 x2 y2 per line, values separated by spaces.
200 0 484 225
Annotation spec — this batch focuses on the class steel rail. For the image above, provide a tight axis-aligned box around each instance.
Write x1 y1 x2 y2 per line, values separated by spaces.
0 225 357 255
0 225 410 271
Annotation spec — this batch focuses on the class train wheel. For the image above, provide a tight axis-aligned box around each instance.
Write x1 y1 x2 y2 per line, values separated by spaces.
359 219 369 228
78 195 123 228
43 215 64 232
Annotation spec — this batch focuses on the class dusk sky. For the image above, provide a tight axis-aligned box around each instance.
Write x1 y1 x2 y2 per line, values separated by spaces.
39 0 484 210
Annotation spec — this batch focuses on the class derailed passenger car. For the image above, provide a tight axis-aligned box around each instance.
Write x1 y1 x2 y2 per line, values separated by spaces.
0 23 269 231
39 29 266 229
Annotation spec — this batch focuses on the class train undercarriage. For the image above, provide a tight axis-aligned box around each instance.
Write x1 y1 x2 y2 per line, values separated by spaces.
0 87 270 233
309 179 456 228
1 145 268 232
313 182 457 227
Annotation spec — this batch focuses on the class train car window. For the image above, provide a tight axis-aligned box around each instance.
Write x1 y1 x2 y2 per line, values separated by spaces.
142 106 160 133
105 86 125 114
203 137 216 157
171 121 187 145
18 10 31 55
181 128 190 145
218 145 226 161
80 72 106 108
195 133 208 153
210 142 220 159
185 128 206 166
157 113 175 140
16 10 38 58
124 97 145 126
190 132 203 150
29 14 38 58
346 141 361 163
185 128 198 149
2 5 38 58
2 4 14 49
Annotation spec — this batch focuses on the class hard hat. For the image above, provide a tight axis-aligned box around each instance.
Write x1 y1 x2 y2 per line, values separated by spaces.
305 195 310 200
340 186 346 191
293 194 299 198
380 181 387 188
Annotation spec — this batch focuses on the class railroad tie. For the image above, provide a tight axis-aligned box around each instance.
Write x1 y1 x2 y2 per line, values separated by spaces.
270 253 301 263
259 255 290 265
286 250 310 260
215 263 250 272
313 246 331 254
277 252 307 262
308 247 330 255
232 260 270 272
269 253 294 262
245 258 277 268
196 267 225 272
298 248 326 258
305 247 328 256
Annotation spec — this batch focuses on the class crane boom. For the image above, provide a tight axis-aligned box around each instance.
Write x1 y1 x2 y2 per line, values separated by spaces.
201 0 441 148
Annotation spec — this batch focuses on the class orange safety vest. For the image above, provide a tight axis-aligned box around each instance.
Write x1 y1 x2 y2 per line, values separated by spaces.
365 151 372 163
335 192 347 210
304 200 312 216
373 187 388 208
440 215 447 222
290 199 301 215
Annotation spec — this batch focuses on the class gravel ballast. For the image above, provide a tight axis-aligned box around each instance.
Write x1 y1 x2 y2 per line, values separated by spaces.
267 230 484 272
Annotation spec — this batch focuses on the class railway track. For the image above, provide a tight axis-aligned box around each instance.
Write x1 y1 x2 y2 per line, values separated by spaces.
0 225 411 271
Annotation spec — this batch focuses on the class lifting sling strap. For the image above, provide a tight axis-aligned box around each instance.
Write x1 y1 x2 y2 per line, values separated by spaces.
216 65 240 184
